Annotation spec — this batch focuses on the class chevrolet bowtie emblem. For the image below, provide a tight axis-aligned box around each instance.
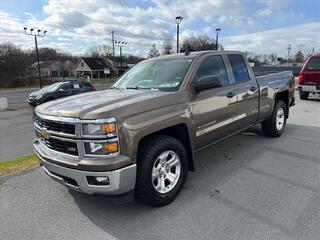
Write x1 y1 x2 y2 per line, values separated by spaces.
40 128 50 139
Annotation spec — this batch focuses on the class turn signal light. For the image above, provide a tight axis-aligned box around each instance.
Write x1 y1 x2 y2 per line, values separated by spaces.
101 123 116 133
104 142 118 153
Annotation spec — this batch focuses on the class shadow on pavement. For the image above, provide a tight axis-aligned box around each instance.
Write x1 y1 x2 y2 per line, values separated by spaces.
69 123 320 240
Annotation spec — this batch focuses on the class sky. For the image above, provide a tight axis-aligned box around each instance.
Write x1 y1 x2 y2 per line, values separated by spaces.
0 0 320 58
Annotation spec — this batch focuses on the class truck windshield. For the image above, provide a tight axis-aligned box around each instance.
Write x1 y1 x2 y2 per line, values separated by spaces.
113 58 193 91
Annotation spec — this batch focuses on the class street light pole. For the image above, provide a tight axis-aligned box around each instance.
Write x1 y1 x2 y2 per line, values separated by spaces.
215 28 221 50
175 16 183 53
114 41 127 75
24 27 47 88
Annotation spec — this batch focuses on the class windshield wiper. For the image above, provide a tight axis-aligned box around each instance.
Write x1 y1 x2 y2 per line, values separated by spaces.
125 86 156 90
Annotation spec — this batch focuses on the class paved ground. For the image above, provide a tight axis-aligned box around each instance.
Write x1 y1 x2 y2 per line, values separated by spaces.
0 84 111 106
0 107 34 161
1 94 320 240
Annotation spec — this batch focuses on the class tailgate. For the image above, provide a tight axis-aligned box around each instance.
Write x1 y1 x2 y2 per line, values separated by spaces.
302 71 320 85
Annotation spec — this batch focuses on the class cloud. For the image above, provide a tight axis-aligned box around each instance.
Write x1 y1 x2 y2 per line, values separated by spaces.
0 0 318 58
223 22 320 56
255 8 272 17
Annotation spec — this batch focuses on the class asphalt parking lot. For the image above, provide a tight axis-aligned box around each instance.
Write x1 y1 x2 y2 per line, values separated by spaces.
0 107 34 161
1 94 320 240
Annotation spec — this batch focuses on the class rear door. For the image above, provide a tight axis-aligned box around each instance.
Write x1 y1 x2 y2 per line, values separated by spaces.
191 53 239 149
302 57 320 85
226 54 259 129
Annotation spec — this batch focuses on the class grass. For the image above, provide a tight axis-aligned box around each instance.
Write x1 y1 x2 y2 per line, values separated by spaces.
0 153 39 177
91 76 118 85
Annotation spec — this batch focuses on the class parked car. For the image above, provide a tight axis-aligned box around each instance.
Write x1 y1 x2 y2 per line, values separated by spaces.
33 51 295 206
28 80 96 106
298 55 320 100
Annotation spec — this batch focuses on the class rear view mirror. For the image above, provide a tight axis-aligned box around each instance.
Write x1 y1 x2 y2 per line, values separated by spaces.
191 75 223 93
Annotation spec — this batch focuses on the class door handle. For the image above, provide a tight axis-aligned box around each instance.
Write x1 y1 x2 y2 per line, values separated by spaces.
227 92 236 98
250 86 257 92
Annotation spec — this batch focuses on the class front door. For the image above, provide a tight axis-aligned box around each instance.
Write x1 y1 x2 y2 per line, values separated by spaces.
191 54 238 149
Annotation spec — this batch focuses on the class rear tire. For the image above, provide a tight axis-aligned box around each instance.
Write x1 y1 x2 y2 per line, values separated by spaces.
135 135 188 206
261 100 287 138
299 89 309 100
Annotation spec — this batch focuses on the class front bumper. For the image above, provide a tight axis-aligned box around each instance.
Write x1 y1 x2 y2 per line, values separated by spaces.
34 140 137 195
28 98 40 107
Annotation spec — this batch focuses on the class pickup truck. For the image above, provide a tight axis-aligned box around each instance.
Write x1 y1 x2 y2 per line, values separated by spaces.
298 55 320 100
33 51 295 206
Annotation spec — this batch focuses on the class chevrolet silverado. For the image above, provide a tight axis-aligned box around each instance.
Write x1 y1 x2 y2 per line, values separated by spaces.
33 51 295 206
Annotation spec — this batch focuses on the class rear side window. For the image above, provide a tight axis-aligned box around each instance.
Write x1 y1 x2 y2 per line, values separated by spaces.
305 57 320 70
227 54 250 83
196 55 229 85
61 84 72 90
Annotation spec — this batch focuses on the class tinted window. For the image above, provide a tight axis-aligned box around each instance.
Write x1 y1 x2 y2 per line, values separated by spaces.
61 84 72 90
196 55 229 85
228 54 250 83
305 57 320 70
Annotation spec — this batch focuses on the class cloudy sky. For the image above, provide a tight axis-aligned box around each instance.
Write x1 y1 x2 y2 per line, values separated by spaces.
0 0 320 57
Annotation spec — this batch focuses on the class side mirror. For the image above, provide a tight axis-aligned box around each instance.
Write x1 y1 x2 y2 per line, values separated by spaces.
58 88 64 92
191 75 223 93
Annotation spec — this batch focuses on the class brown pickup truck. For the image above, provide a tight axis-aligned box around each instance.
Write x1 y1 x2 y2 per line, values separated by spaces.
33 51 295 206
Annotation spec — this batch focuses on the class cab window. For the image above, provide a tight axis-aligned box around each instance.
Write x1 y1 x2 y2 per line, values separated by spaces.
196 55 229 86
227 54 250 83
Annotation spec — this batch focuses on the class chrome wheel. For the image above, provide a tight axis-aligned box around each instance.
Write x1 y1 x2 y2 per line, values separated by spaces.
151 150 181 194
276 107 285 131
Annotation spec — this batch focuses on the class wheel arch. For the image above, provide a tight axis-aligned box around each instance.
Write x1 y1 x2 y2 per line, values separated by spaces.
136 123 195 171
274 90 289 118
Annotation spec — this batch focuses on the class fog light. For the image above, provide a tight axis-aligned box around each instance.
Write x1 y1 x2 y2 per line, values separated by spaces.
87 176 110 186
96 176 109 183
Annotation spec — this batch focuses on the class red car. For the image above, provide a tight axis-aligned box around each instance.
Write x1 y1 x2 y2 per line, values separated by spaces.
298 55 320 100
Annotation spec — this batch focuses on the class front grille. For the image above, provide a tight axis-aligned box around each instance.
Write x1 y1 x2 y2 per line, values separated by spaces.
35 115 75 135
40 137 78 156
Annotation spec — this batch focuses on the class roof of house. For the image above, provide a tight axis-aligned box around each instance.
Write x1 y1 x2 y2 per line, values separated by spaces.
81 57 112 70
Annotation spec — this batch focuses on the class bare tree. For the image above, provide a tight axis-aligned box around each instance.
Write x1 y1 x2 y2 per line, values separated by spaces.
148 43 160 58
295 51 304 63
180 35 218 52
86 44 112 57
161 39 173 55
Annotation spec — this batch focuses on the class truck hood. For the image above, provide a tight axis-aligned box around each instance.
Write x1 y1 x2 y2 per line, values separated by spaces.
35 89 181 119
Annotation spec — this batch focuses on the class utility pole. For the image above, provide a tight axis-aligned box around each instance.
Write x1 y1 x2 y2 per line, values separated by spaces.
111 31 115 71
24 27 47 88
175 16 183 53
287 44 291 63
114 41 127 74
215 28 221 50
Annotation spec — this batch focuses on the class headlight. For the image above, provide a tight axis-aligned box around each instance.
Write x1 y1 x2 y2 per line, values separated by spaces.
82 120 117 136
35 95 43 99
84 141 119 155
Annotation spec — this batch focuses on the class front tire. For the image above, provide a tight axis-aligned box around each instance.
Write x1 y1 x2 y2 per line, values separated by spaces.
135 135 188 206
261 100 287 137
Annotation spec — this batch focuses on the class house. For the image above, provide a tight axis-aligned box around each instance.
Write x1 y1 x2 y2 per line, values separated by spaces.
27 60 75 79
73 57 129 78
73 57 113 78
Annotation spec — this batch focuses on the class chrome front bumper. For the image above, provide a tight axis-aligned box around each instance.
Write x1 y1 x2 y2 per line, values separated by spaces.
35 143 137 195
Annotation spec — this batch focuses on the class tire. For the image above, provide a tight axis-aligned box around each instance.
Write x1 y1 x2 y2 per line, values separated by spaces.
135 135 188 206
299 89 309 100
261 100 287 138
